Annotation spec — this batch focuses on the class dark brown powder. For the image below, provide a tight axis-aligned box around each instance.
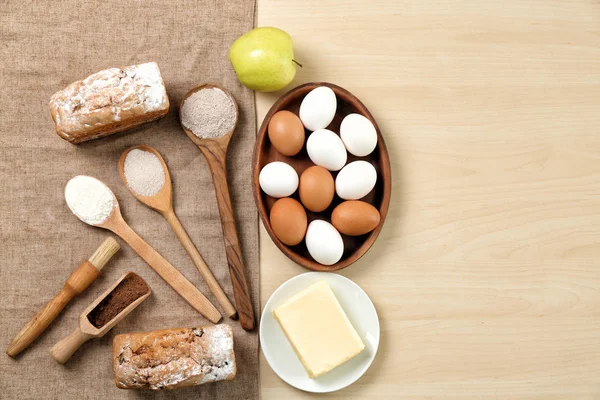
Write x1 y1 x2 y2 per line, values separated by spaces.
88 273 149 328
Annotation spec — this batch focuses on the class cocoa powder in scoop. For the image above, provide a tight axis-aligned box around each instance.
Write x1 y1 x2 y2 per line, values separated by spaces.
88 274 149 328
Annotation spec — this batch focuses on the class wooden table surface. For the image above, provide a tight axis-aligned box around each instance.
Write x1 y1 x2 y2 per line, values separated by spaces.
255 0 600 398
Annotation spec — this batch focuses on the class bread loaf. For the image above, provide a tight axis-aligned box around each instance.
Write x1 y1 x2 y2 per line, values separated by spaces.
49 62 169 144
113 325 236 390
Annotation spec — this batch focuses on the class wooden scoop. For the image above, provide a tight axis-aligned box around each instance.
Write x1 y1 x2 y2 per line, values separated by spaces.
50 272 150 364
64 175 221 324
6 237 120 357
118 145 237 319
180 84 255 331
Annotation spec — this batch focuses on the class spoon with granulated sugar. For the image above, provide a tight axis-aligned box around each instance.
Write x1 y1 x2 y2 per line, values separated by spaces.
118 144 237 319
179 84 255 331
64 175 221 323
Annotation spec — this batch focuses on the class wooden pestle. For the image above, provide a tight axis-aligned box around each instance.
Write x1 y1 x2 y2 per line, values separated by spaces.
6 237 120 357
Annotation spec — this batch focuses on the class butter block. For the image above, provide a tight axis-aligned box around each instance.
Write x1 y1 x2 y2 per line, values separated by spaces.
272 280 365 378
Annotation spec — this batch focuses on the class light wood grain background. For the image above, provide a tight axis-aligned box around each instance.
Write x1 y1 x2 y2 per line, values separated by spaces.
256 0 600 398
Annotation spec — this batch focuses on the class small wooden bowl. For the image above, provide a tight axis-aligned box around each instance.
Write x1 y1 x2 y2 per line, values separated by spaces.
252 82 392 271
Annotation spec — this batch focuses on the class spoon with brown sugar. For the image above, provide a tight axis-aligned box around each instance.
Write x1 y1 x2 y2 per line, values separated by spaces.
179 84 255 331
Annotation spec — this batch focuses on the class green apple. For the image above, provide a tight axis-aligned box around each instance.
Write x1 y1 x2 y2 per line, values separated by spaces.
229 27 299 92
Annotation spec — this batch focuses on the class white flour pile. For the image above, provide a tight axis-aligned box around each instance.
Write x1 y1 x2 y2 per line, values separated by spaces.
124 149 165 197
65 176 115 225
180 87 236 139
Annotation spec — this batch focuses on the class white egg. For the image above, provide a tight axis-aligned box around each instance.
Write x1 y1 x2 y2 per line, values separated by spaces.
306 129 347 171
305 220 344 265
340 113 378 156
299 86 337 131
259 162 299 198
336 161 377 200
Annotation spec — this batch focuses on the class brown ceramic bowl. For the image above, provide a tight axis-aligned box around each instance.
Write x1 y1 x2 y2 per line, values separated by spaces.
252 82 391 271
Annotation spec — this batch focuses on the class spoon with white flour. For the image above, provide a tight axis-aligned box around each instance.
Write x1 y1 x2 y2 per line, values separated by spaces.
118 145 237 319
64 175 221 323
179 84 255 331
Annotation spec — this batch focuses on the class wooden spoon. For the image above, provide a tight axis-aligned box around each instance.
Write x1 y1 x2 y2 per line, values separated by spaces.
50 271 150 364
118 145 237 319
180 84 255 331
64 175 221 323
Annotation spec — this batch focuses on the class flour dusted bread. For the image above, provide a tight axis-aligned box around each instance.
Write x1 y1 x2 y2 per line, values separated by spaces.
49 62 169 144
113 325 236 390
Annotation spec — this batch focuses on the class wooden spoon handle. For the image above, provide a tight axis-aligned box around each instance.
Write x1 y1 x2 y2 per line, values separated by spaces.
50 327 93 364
111 221 222 323
162 208 238 319
199 144 255 331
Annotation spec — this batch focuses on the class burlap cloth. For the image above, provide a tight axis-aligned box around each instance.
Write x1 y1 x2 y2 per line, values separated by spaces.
0 1 259 399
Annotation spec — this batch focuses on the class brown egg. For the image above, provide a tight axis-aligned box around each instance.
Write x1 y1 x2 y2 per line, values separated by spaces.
269 197 308 246
331 201 381 236
299 166 335 212
268 111 305 156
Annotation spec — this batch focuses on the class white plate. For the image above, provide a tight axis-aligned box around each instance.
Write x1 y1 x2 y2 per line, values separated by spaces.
260 272 380 393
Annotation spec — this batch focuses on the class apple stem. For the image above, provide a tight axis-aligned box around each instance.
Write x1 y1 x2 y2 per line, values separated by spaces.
292 59 303 68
